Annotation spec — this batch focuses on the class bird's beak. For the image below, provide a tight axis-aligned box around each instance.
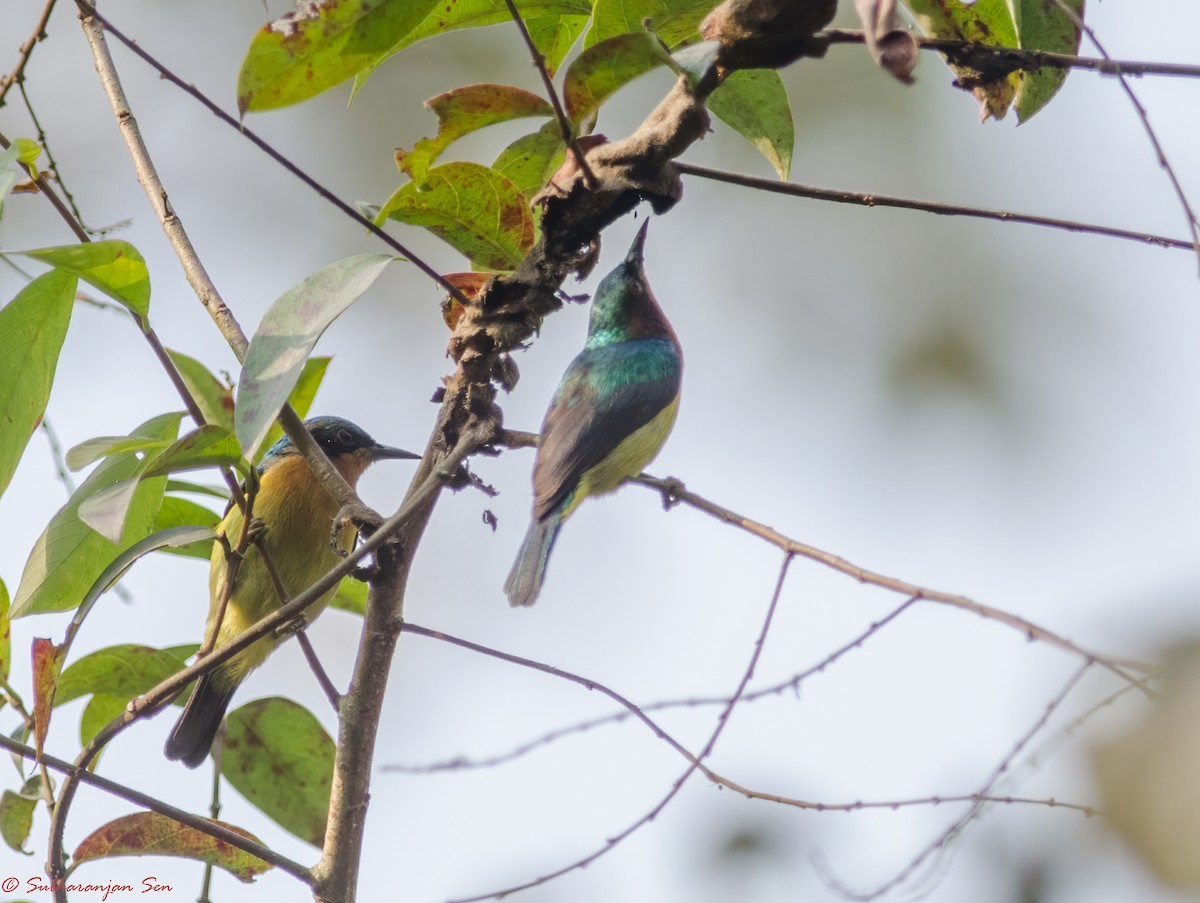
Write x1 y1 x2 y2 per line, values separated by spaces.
366 443 421 461
625 218 650 267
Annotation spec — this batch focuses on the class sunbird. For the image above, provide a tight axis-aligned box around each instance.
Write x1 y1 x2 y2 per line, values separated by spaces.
505 221 682 607
165 416 419 768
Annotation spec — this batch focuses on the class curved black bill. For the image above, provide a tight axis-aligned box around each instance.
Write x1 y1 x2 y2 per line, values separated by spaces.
368 444 421 461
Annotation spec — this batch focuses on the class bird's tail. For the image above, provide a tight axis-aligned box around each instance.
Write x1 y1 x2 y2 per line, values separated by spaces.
504 511 563 607
164 668 237 769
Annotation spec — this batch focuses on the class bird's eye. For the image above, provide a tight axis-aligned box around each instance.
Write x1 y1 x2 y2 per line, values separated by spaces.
337 428 355 447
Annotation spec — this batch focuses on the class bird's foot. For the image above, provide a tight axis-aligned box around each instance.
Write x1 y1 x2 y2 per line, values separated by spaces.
331 501 384 555
273 615 309 639
656 476 686 511
245 516 268 545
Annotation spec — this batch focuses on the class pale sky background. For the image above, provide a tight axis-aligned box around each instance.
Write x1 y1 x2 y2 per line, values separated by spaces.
1 1 1199 902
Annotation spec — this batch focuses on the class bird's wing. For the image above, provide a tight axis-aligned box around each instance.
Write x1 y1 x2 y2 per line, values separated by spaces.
533 340 680 520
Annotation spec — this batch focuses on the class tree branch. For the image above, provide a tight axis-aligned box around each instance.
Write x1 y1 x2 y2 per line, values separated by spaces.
0 0 58 107
675 161 1194 252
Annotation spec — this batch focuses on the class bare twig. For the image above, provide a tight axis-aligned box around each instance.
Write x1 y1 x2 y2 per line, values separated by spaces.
1046 1 1200 268
635 473 1152 690
0 0 58 106
388 596 920 775
820 27 1200 79
501 0 596 188
445 554 795 903
820 661 1094 901
675 161 1194 252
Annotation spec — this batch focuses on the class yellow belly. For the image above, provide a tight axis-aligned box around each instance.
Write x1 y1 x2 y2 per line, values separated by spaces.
206 456 354 683
562 396 679 519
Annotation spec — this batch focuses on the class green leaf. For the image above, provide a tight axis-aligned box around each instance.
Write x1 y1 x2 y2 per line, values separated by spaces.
56 644 195 708
376 162 535 272
65 436 173 472
237 0 442 113
256 356 332 465
707 69 793 179
525 14 589 75
906 0 1019 120
397 84 553 187
0 776 45 854
0 579 9 683
0 269 76 497
77 469 155 545
349 0 591 101
562 31 673 124
11 241 150 319
166 479 230 501
11 411 182 617
80 693 129 750
223 698 334 846
72 812 272 882
143 425 245 478
492 122 565 203
153 497 221 559
329 576 368 615
0 145 18 219
1010 0 1083 122
237 256 392 460
585 0 715 49
166 349 236 434
13 138 41 171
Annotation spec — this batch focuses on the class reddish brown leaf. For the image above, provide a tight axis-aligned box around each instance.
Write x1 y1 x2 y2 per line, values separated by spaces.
73 811 272 882
31 637 64 756
440 273 493 330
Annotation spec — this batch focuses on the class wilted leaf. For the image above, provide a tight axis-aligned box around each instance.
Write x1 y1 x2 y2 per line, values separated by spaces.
376 162 534 272
143 425 245 479
73 811 272 882
236 256 393 460
256 356 332 465
563 32 673 124
12 412 182 617
349 0 591 101
439 272 493 330
906 0 1018 120
0 269 76 497
31 637 64 755
153 497 220 559
492 122 565 203
11 241 150 319
398 84 553 187
223 698 335 846
167 349 236 433
585 0 714 49
237 0 441 113
708 69 793 179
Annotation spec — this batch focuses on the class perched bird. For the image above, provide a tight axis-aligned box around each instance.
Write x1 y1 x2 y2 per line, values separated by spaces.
505 221 682 607
165 416 419 768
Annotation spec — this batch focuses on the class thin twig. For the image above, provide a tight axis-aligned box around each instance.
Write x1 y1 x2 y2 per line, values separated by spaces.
820 661 1093 901
387 596 920 775
675 161 1194 252
74 0 470 309
635 472 1152 690
820 28 1200 79
1046 0 1200 269
502 0 596 188
0 732 312 884
0 0 58 107
445 553 795 903
297 632 342 711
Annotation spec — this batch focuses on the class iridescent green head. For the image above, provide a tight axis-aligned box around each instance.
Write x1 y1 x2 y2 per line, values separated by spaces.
586 221 674 348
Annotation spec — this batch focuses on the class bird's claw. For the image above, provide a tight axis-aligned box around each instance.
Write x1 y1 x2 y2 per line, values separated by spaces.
273 615 309 639
331 502 384 554
657 477 685 511
245 516 268 545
